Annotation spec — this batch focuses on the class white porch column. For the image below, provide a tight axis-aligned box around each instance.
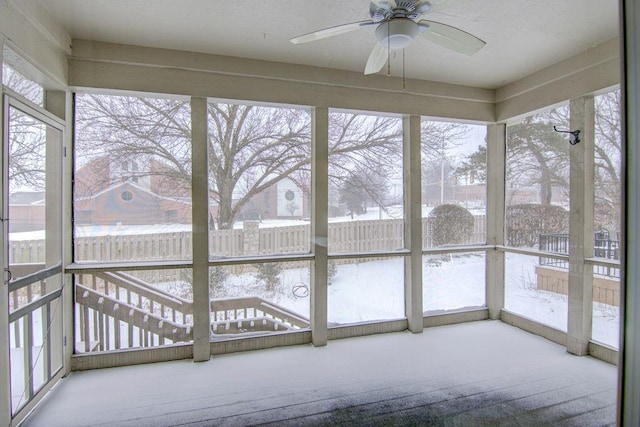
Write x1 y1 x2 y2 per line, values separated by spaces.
191 97 210 361
404 115 423 332
485 123 506 319
567 95 595 356
311 107 328 346
620 0 640 423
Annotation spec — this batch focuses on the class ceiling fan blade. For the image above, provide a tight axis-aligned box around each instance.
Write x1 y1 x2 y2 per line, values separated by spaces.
371 0 398 8
419 0 472 13
364 42 388 75
418 20 485 55
290 20 375 44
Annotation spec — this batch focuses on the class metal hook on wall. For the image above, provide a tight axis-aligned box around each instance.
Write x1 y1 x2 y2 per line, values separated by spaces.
553 126 581 145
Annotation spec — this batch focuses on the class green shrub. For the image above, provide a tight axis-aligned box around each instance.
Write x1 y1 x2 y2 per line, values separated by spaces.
255 262 282 291
506 203 568 247
428 204 474 247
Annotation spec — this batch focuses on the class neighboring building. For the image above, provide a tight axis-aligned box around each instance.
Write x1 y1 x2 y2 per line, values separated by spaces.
8 191 45 232
74 156 308 226
239 178 310 220
74 181 192 225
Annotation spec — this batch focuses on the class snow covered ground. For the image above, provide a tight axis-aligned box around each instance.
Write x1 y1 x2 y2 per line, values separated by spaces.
11 205 619 353
505 252 620 348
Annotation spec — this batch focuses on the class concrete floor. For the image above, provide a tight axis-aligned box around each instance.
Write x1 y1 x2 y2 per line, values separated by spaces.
23 320 618 426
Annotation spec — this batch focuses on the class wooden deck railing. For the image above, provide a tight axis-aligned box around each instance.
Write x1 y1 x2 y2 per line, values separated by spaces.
75 271 310 353
210 296 309 335
75 284 191 352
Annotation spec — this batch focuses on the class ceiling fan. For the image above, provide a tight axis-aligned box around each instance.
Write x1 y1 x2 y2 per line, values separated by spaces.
290 0 486 75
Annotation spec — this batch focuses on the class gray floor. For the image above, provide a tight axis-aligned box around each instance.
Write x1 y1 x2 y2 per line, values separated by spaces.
24 321 618 426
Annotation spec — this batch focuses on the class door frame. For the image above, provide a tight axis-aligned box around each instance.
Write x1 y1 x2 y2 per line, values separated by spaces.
1 89 65 425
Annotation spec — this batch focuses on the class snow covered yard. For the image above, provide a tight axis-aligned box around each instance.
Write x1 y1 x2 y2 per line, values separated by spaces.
213 252 619 347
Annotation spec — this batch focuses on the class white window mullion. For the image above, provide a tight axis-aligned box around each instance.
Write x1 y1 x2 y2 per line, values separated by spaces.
403 115 423 332
191 97 210 361
485 123 506 319
311 107 328 346
44 89 65 371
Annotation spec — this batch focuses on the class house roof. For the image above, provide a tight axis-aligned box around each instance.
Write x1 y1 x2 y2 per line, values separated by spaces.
74 181 192 206
9 191 46 206
39 0 619 89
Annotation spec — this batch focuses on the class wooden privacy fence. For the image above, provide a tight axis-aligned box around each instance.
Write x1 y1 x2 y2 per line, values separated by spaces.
11 216 487 265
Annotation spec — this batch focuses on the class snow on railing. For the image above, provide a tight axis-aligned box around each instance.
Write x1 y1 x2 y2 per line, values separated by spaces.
74 272 310 353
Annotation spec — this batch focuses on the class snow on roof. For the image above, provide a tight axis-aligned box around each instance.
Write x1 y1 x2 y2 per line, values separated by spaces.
9 191 46 205
74 223 192 237
75 181 192 206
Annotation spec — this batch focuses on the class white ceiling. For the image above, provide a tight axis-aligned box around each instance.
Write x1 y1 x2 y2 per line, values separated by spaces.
39 0 620 89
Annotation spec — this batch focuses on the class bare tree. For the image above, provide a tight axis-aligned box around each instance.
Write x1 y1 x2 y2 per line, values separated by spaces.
8 111 46 192
4 65 46 192
2 64 43 105
328 112 402 215
75 94 192 196
338 167 391 218
421 120 470 205
207 103 311 228
76 95 405 229
594 90 622 232
420 120 469 164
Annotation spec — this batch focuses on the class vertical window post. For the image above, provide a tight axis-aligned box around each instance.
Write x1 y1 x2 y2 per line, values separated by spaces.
191 97 210 361
311 107 328 346
404 115 423 332
44 90 65 381
486 124 506 319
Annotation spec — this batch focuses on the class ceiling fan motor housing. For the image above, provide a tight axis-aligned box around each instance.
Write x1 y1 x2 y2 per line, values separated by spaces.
375 18 419 49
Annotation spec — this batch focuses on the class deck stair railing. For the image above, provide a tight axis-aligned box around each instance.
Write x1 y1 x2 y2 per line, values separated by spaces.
75 283 191 352
75 272 310 352
210 296 309 335
75 271 194 352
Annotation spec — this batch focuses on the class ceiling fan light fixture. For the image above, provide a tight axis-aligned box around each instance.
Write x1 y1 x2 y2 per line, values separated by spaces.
375 18 419 49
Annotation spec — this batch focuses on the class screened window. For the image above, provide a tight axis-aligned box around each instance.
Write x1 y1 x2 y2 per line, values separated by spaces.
327 111 403 253
592 89 622 348
421 121 487 249
504 105 570 329
207 102 312 257
325 110 404 326
74 93 192 262
206 101 312 339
